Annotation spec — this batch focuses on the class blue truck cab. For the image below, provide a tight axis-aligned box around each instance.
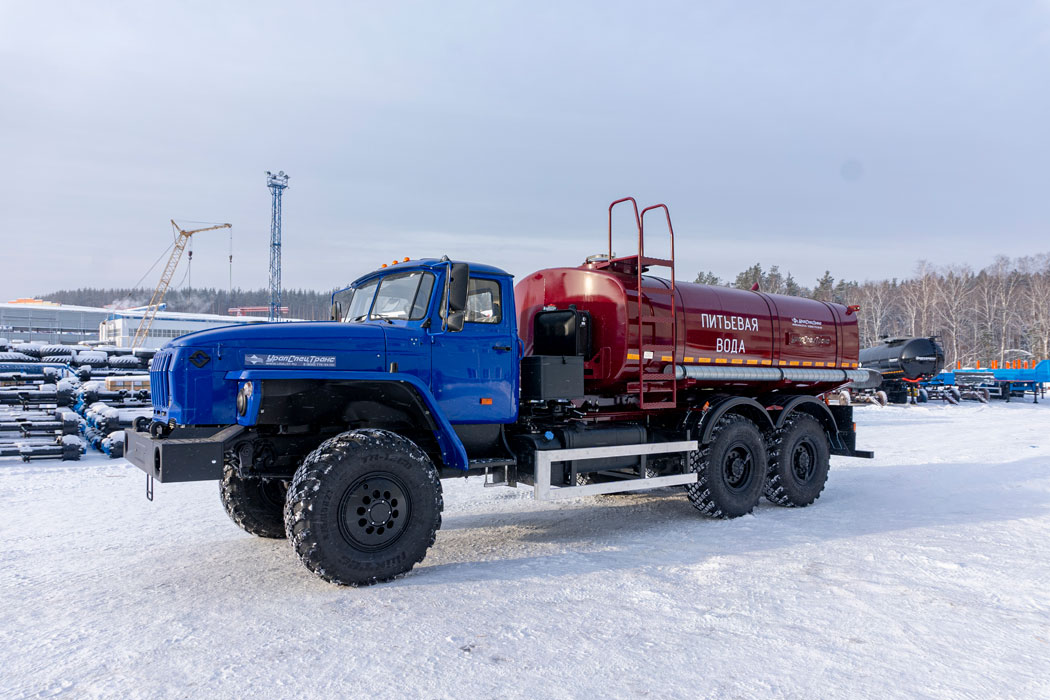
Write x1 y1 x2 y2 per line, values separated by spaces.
132 258 520 481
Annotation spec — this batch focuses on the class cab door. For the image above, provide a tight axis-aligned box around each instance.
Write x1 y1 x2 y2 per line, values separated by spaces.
430 275 518 423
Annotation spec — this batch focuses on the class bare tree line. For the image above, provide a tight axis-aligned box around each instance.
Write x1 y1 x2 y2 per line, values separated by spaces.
697 254 1050 367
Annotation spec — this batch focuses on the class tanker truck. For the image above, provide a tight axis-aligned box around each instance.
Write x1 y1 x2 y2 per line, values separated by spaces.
857 337 947 404
125 198 872 586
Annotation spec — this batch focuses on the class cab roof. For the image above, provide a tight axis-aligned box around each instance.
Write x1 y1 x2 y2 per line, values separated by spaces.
350 258 512 286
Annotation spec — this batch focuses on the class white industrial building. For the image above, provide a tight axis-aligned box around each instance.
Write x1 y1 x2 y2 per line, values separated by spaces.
99 309 268 349
0 300 270 349
0 301 112 344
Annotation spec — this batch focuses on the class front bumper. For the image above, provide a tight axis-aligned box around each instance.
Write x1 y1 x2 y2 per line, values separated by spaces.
125 425 245 482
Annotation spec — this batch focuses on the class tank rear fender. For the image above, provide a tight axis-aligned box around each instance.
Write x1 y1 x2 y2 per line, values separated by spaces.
771 395 838 436
227 369 468 470
695 396 775 444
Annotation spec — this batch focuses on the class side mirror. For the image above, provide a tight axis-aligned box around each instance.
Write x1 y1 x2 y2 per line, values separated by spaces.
447 309 466 333
331 301 343 321
448 263 469 312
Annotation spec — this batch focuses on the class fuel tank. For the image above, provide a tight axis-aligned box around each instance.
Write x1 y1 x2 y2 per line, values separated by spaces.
515 263 860 398
859 337 945 380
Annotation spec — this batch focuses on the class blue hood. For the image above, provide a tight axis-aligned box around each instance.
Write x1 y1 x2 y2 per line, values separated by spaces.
154 321 400 425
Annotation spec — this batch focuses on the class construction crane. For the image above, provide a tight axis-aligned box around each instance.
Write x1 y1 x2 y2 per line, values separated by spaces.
266 170 289 321
131 220 232 348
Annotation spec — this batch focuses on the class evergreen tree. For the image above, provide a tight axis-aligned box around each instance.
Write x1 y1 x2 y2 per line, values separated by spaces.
693 271 723 286
813 271 835 302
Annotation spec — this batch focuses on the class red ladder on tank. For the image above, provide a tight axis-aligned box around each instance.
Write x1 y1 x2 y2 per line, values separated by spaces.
602 197 679 410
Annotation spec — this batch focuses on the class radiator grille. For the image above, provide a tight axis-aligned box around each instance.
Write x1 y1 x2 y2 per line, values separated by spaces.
150 352 172 411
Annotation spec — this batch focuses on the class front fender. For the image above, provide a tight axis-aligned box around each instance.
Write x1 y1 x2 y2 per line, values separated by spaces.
226 369 469 471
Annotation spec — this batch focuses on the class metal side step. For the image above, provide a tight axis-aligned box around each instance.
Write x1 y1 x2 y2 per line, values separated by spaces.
530 440 697 501
470 457 518 488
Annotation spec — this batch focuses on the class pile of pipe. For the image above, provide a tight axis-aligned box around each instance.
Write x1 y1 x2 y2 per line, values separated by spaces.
71 381 152 460
0 400 85 462
0 369 76 409
0 338 156 380
0 361 153 461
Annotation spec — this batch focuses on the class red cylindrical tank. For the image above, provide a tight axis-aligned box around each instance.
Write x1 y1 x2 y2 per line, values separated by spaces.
515 262 860 398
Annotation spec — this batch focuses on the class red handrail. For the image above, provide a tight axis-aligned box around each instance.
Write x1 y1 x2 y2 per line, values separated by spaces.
608 197 641 262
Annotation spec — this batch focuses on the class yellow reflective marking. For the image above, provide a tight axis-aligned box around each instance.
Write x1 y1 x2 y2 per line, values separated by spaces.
779 360 788 366
815 361 824 367
698 358 711 363
761 359 772 365
731 358 743 364
684 356 695 363
627 353 640 360
715 358 728 364
789 361 800 366
661 355 672 362
746 359 758 365
803 361 813 367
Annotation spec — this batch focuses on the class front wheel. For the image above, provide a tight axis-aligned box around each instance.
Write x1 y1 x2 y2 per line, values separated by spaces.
764 414 830 507
686 414 767 518
219 462 288 538
284 429 443 586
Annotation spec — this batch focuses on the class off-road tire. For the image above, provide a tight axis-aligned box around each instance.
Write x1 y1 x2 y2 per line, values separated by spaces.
220 462 288 538
686 414 767 518
764 414 830 507
283 429 443 586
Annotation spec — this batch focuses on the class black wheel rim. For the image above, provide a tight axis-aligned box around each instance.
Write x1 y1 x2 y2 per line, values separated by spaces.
790 439 817 485
722 442 754 492
337 472 411 552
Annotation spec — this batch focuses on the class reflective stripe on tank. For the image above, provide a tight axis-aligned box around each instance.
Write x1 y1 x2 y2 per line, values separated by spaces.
627 351 858 368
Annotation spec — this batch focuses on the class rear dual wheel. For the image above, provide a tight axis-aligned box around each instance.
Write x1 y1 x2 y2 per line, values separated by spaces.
764 414 830 507
686 414 767 518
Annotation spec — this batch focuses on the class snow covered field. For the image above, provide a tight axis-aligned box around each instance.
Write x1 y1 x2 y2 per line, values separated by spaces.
3 402 1049 699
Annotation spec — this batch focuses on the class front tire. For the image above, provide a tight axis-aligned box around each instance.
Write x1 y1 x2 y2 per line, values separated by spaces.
219 462 288 538
686 414 767 518
284 429 443 586
764 414 830 507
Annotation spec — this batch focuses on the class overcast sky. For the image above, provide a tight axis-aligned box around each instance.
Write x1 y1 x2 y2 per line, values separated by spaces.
1 1 1048 301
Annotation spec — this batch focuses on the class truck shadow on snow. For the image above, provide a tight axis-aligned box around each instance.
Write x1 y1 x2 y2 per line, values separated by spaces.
391 455 1050 587
121 455 1049 591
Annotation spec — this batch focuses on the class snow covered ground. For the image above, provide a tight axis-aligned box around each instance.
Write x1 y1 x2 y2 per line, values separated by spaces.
3 402 1049 699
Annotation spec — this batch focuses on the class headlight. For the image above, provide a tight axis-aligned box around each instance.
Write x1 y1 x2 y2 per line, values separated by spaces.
236 381 254 416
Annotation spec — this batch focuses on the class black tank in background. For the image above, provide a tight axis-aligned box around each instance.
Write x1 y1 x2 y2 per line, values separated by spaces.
859 337 945 403
860 337 945 381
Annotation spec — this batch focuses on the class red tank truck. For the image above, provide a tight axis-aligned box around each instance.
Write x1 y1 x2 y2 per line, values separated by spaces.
510 197 871 515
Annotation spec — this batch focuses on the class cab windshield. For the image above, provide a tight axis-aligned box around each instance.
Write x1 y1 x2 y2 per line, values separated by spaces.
343 271 435 322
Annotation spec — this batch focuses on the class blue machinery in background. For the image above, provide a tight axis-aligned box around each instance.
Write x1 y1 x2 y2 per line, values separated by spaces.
924 360 1050 403
266 170 290 322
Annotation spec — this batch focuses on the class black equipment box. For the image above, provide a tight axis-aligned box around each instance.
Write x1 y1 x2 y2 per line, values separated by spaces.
533 306 592 358
520 355 584 400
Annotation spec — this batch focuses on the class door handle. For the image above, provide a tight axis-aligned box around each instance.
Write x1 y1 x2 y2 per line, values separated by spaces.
493 345 512 351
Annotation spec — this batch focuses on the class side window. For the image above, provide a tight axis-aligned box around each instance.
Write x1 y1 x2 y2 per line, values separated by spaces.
464 278 501 324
